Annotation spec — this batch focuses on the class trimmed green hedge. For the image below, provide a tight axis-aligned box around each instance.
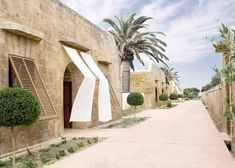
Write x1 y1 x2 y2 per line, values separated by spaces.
127 92 144 106
0 88 41 127
169 93 178 100
159 93 168 101
166 100 172 107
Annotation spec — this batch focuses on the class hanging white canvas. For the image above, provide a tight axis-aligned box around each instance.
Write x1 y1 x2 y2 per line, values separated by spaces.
80 52 112 122
63 46 96 122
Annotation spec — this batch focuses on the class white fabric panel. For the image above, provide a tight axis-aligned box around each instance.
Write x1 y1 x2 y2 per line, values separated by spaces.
63 46 96 122
80 52 112 122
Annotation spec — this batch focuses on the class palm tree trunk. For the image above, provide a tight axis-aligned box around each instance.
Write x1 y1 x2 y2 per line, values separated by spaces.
122 60 131 93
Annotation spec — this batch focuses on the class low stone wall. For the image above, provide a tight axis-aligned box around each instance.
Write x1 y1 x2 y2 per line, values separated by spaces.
201 84 226 132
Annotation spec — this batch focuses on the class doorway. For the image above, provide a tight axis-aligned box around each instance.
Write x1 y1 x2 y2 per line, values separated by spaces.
63 81 72 128
155 88 158 102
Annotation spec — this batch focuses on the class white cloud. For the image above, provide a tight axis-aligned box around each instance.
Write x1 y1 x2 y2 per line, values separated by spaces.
60 0 235 65
59 0 137 26
140 0 235 64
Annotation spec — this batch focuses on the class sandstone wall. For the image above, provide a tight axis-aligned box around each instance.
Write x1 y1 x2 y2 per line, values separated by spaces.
201 84 226 132
0 0 121 155
131 64 166 109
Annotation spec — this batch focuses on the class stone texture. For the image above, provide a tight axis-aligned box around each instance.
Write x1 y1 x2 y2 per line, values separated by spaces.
0 0 121 155
130 64 167 109
201 84 227 132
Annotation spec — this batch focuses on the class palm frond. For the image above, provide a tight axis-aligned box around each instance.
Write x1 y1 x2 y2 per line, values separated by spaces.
103 14 168 69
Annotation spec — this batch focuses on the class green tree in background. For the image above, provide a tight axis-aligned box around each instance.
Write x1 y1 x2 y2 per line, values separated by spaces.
104 14 168 93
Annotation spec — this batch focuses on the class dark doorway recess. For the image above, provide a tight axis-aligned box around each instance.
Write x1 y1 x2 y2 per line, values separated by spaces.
64 82 72 128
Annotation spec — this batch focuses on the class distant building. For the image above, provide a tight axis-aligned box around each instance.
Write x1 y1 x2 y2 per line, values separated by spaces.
130 64 167 109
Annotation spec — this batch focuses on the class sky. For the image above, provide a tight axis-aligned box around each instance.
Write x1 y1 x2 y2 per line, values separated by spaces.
59 0 235 89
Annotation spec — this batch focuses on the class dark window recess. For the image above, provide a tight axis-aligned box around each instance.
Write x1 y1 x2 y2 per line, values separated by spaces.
9 60 20 87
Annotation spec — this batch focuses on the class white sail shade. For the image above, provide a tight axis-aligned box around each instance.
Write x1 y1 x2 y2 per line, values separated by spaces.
63 46 96 122
80 52 112 122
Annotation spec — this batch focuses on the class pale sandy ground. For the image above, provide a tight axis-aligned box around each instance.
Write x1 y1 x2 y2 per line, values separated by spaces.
46 100 235 168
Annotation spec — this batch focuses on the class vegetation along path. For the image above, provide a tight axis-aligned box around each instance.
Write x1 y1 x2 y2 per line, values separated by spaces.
47 100 235 168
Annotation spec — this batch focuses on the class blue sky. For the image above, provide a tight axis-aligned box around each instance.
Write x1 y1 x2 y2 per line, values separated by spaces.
59 0 235 89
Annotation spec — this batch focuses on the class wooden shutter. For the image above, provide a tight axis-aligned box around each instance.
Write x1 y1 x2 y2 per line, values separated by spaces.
9 55 57 120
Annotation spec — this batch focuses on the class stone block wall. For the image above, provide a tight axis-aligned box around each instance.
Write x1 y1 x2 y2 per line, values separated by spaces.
201 84 226 132
131 64 166 109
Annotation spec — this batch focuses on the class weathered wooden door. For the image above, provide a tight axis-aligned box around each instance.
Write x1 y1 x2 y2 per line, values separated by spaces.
63 82 72 128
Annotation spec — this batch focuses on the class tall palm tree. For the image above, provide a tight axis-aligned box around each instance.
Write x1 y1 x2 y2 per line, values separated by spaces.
103 14 168 93
160 66 179 84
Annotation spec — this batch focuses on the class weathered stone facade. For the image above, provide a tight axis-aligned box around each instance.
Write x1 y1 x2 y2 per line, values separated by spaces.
0 0 121 156
130 64 167 109
201 84 227 132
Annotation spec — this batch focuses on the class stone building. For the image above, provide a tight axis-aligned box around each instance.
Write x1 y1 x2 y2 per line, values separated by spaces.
130 64 167 109
0 0 121 156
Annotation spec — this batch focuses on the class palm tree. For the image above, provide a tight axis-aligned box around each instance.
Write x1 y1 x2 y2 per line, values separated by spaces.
160 66 179 84
103 14 168 93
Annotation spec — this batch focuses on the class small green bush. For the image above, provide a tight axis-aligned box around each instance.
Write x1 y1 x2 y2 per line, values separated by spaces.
59 150 66 157
26 148 35 157
41 157 51 164
67 147 75 153
187 95 194 99
127 92 144 119
127 92 144 106
15 156 23 162
166 100 172 107
159 93 168 101
25 160 37 168
56 153 61 160
0 160 6 167
39 148 49 153
61 139 67 145
0 88 41 167
78 142 84 148
0 88 41 127
177 94 183 98
169 93 178 100
87 139 92 145
50 143 60 148
93 137 98 143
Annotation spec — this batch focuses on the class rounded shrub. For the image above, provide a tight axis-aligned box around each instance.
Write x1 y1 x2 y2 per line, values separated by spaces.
166 100 172 108
177 94 183 98
187 94 194 99
0 88 41 128
169 93 178 100
159 93 168 101
127 92 144 106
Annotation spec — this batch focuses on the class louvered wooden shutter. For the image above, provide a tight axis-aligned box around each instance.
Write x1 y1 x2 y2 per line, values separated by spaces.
9 55 57 120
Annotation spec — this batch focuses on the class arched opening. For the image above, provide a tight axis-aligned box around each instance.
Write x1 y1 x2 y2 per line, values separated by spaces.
63 62 83 128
